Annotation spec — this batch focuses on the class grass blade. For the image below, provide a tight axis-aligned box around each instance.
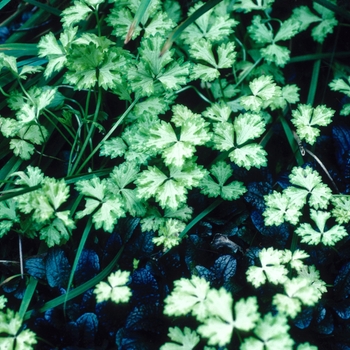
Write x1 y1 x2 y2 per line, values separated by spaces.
160 0 223 56
125 0 152 44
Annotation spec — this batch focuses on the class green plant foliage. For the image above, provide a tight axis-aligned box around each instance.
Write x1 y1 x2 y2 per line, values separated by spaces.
161 327 200 350
1 0 349 348
246 247 288 287
295 209 347 245
94 270 132 303
75 177 125 232
331 195 350 224
135 160 207 210
241 313 294 350
212 112 267 169
291 3 338 43
291 104 335 145
189 40 236 82
272 276 322 318
248 16 301 66
107 0 175 40
164 275 260 347
200 161 247 200
128 33 191 96
0 298 37 350
180 1 238 45
329 76 350 115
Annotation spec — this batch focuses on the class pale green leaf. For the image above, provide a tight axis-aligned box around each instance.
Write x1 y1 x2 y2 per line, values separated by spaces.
161 327 199 350
0 199 19 237
233 296 260 331
261 43 291 67
39 216 72 247
9 139 34 160
246 248 288 287
200 161 247 200
100 137 127 159
292 6 321 31
329 77 350 97
164 275 211 321
331 195 350 224
229 143 267 170
241 313 294 350
153 218 185 249
296 209 348 245
311 17 338 43
94 270 131 303
61 1 93 27
248 15 273 43
234 113 265 145
263 191 302 226
202 103 232 123
291 104 335 145
197 288 234 346
286 166 332 209
233 0 274 13
274 18 301 42
273 277 321 318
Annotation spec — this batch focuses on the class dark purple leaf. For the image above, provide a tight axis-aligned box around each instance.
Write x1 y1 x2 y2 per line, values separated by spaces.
25 255 46 280
74 249 100 285
334 262 350 300
46 248 70 288
76 313 98 348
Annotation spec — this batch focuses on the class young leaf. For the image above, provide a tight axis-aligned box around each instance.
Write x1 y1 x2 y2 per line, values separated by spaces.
311 2 338 43
163 275 211 321
233 0 274 13
61 0 104 27
263 191 302 226
146 116 210 167
94 270 132 304
181 2 238 44
75 177 125 232
197 287 235 346
241 313 294 350
136 161 207 210
331 195 350 224
152 218 185 250
128 34 190 96
38 27 78 78
190 40 236 82
240 76 281 112
161 327 200 350
200 161 247 200
65 42 126 90
291 104 335 145
273 277 321 318
282 249 309 272
0 199 19 238
203 103 232 123
212 113 267 170
0 309 37 349
248 15 273 44
329 77 350 116
297 265 327 297
291 6 320 31
246 248 288 287
233 296 260 331
295 209 347 246
107 1 173 41
285 166 332 210
100 137 127 159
